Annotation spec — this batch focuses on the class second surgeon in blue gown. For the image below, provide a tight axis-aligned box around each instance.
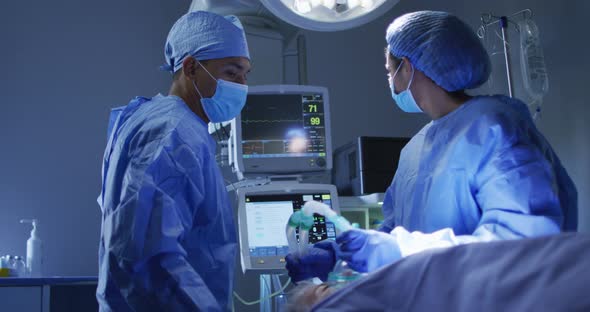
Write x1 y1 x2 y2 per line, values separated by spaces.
286 11 577 279
97 11 251 311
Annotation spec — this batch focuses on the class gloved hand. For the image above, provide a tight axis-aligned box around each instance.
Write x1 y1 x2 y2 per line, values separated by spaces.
336 229 401 273
285 240 337 283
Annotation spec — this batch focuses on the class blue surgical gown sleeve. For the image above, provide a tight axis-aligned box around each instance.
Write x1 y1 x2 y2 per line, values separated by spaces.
102 136 221 311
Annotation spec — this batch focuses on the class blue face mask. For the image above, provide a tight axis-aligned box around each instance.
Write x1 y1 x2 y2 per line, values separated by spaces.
193 61 248 123
390 61 422 113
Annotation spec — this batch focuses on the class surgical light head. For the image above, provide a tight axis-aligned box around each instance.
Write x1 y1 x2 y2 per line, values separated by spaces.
386 11 491 92
293 0 376 13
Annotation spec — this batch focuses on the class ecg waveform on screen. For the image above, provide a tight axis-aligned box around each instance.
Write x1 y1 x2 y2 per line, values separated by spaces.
242 119 303 123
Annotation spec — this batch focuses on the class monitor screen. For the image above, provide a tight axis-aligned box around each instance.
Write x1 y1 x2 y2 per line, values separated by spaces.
241 94 327 159
237 183 340 273
244 193 336 258
233 85 332 174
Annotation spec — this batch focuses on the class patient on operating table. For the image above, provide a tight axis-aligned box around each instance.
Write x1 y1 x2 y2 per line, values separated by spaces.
288 234 590 311
285 281 337 312
286 260 365 311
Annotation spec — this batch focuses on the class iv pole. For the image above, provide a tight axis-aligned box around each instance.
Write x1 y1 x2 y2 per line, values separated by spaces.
500 16 513 97
478 9 533 99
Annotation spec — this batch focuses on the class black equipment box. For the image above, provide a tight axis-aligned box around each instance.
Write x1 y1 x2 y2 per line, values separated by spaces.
333 136 410 196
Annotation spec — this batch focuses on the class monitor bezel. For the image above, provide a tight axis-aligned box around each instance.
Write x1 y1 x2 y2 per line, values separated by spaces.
232 85 333 174
237 183 340 273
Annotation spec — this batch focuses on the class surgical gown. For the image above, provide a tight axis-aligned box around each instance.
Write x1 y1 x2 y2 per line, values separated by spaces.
97 94 236 311
380 95 577 246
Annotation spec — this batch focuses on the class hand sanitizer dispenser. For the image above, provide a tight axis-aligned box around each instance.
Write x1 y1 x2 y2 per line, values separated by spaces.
20 219 43 277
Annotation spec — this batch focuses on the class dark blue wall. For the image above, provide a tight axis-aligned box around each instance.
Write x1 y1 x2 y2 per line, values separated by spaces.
0 0 190 276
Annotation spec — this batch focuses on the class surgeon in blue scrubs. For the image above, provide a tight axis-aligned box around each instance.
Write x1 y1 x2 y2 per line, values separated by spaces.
286 11 577 281
97 11 251 311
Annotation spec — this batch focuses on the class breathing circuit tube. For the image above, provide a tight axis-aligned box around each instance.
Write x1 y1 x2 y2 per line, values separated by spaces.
285 201 353 254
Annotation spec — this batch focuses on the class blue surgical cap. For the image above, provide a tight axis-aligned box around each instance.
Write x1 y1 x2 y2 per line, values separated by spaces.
386 11 491 92
161 11 250 73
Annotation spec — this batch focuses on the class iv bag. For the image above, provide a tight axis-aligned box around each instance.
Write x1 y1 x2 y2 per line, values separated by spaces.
519 18 549 100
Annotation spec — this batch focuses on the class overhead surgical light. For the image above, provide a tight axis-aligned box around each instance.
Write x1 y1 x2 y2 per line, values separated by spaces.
347 0 361 10
322 0 336 10
260 0 399 31
294 0 312 14
310 0 322 8
189 0 399 32
361 0 374 8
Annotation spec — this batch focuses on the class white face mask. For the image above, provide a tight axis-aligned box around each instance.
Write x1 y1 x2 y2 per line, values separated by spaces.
390 61 423 113
193 61 248 123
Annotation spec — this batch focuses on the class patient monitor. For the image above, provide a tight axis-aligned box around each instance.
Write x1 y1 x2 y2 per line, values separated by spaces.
237 183 340 273
231 85 332 175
